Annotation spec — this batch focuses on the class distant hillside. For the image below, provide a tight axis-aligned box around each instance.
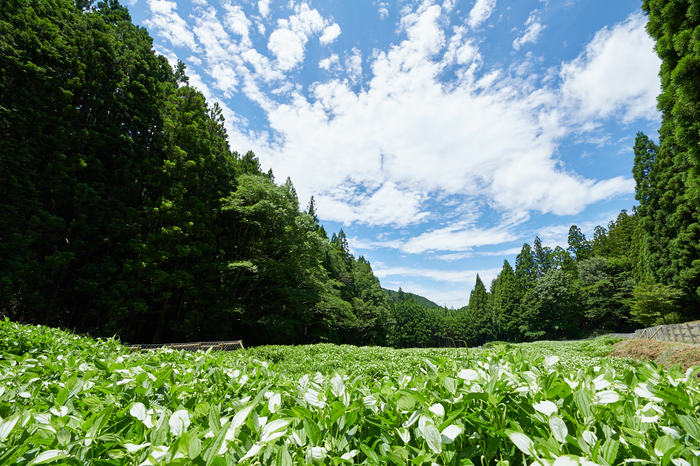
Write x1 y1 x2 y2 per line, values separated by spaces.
382 288 442 309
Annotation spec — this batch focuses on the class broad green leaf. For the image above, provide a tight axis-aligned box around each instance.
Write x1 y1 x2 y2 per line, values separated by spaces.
275 446 292 466
0 415 19 440
202 421 229 466
27 450 67 466
303 418 321 445
441 424 462 444
169 410 191 436
424 423 442 454
533 400 558 416
188 435 202 459
231 405 254 430
599 437 618 466
397 396 415 412
444 377 457 395
574 390 593 419
677 414 700 442
549 416 568 443
506 430 535 456
195 402 210 417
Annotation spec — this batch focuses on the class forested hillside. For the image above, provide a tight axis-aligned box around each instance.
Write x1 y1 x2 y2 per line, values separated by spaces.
0 0 393 345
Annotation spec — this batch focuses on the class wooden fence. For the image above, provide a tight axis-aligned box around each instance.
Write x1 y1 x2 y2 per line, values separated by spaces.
612 322 700 344
126 340 244 352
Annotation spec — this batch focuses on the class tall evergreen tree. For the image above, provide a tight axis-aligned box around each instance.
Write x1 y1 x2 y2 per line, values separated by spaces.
635 0 700 313
515 243 538 291
491 260 522 341
533 236 554 277
567 225 592 262
467 274 492 345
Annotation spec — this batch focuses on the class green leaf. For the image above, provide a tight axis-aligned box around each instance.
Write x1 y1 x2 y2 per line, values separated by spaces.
188 435 202 459
677 414 700 442
424 423 442 454
574 389 593 419
303 418 321 445
195 402 210 418
275 446 292 466
360 443 379 464
506 430 535 456
203 421 229 466
0 414 19 440
27 450 68 466
599 437 619 466
397 396 415 412
85 405 113 446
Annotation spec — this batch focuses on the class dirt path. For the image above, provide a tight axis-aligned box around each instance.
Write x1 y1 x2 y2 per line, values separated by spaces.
610 339 700 372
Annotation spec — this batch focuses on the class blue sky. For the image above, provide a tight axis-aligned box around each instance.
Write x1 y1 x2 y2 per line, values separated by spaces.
126 0 661 308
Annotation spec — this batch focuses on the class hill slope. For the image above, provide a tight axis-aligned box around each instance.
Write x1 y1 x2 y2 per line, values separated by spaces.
382 288 442 309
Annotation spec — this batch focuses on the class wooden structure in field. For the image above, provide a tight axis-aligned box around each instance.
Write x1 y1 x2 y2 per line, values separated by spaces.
126 340 245 352
613 322 700 344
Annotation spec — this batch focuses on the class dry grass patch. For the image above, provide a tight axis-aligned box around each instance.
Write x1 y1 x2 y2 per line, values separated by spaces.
611 338 700 372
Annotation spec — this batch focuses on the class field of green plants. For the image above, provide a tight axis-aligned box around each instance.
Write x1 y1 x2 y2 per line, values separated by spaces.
1 319 699 466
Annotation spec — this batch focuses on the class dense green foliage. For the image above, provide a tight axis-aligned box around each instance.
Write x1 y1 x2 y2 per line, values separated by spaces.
0 0 392 345
3 320 700 466
631 0 700 313
383 289 441 310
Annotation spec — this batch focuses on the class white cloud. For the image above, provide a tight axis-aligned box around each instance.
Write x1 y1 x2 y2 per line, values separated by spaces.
560 12 661 123
267 3 332 70
513 12 545 50
374 266 499 285
467 0 497 29
144 0 199 51
210 63 238 97
268 28 306 70
436 247 523 261
246 2 642 227
319 54 339 70
346 48 363 84
379 7 389 19
402 222 519 254
222 2 252 45
186 55 202 66
316 182 430 227
320 23 341 45
258 0 271 18
145 1 656 234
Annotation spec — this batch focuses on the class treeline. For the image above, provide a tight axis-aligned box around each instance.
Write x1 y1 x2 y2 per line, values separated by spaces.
387 207 697 348
0 0 394 345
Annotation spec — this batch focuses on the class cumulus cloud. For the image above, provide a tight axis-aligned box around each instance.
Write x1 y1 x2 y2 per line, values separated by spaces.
468 0 497 29
267 3 335 70
513 12 545 50
401 222 519 254
144 0 199 51
144 1 659 235
345 48 363 84
320 23 341 44
319 54 339 70
560 12 661 123
258 0 271 18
